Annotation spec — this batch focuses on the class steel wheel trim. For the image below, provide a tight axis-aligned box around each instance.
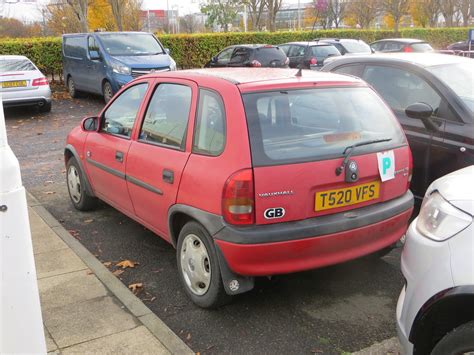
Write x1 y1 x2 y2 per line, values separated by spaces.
104 83 113 102
180 234 211 296
67 165 82 203
68 79 75 95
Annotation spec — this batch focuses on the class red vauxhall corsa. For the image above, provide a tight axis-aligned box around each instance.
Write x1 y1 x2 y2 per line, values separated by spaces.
65 68 414 308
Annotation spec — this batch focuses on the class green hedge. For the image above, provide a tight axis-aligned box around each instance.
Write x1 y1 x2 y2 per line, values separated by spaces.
0 28 469 78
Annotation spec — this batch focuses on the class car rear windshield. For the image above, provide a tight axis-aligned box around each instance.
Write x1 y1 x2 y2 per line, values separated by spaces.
98 33 164 56
310 45 340 57
254 47 287 65
242 87 405 166
410 43 433 52
0 59 35 72
427 62 474 112
340 41 372 54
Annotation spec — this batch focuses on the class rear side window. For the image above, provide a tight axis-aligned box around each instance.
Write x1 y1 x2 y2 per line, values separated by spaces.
64 36 86 58
0 59 35 72
193 89 226 156
140 84 192 149
310 45 340 57
242 87 405 166
383 42 404 51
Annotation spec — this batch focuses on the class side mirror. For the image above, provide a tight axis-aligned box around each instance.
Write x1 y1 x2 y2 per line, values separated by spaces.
405 102 439 132
211 56 218 63
164 48 170 55
82 116 98 131
89 50 101 60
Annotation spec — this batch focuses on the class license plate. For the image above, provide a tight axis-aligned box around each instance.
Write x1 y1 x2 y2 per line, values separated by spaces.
2 80 27 88
315 181 380 211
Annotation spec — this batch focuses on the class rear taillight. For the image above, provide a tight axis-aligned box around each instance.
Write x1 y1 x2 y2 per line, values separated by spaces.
250 60 262 67
222 169 255 225
407 150 413 189
309 57 318 65
32 77 48 86
403 46 413 53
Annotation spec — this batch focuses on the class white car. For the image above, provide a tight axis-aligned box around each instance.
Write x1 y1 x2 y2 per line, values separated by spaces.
397 166 474 354
0 55 52 112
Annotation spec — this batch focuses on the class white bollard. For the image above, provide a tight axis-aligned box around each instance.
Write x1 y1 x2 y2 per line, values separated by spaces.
0 95 46 353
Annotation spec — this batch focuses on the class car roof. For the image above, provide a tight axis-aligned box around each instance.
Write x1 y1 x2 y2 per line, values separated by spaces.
324 52 471 68
318 38 365 43
371 38 427 44
140 68 364 89
283 41 336 46
0 55 29 60
62 31 153 37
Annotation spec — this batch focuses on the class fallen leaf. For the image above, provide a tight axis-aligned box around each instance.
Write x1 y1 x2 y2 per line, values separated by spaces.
128 283 143 293
12 126 19 129
84 218 94 223
103 261 112 267
116 260 139 269
44 191 56 195
86 270 93 275
152 268 163 273
113 269 124 277
186 333 192 340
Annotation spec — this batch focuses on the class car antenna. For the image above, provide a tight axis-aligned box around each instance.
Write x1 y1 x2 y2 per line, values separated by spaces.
295 16 318 77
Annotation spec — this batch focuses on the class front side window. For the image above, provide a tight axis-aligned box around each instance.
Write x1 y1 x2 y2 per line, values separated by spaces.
242 87 405 166
363 65 442 113
193 89 226 156
88 36 100 57
102 83 148 138
140 83 192 149
217 47 234 63
229 48 250 64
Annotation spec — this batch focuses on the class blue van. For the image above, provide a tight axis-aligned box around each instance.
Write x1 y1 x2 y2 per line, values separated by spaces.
62 32 176 102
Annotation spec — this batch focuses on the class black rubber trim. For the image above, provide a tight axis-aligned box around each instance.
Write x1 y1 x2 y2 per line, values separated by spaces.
64 145 95 197
86 158 125 179
215 190 414 244
86 157 164 196
409 285 474 344
127 175 163 195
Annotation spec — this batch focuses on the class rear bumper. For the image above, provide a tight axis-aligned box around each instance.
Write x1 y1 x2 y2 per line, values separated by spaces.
214 191 414 276
2 97 51 108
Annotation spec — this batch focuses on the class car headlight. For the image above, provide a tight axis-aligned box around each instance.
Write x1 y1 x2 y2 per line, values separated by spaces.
169 59 177 71
416 191 472 241
111 62 131 75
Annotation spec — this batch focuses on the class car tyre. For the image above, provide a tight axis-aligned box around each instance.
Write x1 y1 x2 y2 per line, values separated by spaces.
67 76 79 98
177 221 231 309
431 321 474 355
66 157 97 211
38 101 51 113
102 81 114 104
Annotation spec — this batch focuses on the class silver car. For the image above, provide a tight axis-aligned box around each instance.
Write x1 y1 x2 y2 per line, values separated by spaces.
0 55 52 112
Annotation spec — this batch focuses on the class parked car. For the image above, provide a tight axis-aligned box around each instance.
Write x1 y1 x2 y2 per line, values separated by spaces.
0 55 51 112
447 40 471 52
322 53 474 200
62 31 176 103
316 38 372 55
397 166 474 355
65 68 414 308
278 41 341 69
204 44 289 68
370 38 434 53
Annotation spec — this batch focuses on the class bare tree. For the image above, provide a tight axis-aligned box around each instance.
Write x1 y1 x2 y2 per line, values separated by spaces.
123 0 142 31
65 0 89 32
440 0 458 26
266 0 283 32
383 0 409 32
346 0 381 28
245 0 266 30
458 0 473 26
108 0 123 31
180 14 199 33
328 0 346 28
409 0 441 27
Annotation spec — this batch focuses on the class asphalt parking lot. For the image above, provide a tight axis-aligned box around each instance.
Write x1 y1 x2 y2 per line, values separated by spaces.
5 95 408 354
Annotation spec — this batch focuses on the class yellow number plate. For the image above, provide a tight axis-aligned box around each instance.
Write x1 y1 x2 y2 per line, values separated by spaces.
2 80 27 88
315 181 380 211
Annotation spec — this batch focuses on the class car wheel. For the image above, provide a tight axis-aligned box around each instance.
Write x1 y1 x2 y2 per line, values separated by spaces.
67 77 79 98
66 157 97 211
177 221 231 308
431 321 474 355
102 81 114 103
38 101 51 113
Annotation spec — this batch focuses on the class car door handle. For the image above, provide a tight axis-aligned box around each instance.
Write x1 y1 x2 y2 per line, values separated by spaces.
163 169 174 184
115 151 124 163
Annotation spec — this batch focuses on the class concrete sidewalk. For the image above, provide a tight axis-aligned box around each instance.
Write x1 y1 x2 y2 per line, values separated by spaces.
27 193 193 354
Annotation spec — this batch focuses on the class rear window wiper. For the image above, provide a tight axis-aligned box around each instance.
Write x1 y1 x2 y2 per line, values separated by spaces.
336 138 392 176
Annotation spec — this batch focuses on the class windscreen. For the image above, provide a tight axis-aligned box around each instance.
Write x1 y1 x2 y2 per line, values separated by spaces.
243 87 405 166
98 33 164 56
0 59 35 72
427 62 474 111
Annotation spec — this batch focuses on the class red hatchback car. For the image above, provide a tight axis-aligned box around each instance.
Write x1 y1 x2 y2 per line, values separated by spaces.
65 68 414 308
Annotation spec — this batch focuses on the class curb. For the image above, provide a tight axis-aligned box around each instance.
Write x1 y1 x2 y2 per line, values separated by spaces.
27 191 193 355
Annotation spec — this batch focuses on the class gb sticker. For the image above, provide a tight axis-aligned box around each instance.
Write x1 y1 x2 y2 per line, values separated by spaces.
377 150 395 182
264 207 285 219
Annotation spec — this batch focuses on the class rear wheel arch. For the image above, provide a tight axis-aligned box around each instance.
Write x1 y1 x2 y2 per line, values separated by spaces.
410 286 474 354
